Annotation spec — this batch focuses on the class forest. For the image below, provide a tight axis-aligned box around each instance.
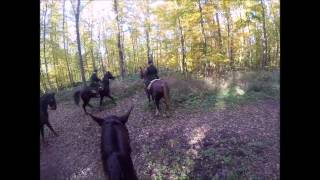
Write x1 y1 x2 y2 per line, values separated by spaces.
40 0 279 92
40 0 280 179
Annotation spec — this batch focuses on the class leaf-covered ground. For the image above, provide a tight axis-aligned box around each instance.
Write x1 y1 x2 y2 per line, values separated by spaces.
40 76 279 180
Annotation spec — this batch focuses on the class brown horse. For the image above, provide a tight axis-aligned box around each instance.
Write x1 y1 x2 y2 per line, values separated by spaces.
140 67 170 116
74 71 116 113
87 106 138 180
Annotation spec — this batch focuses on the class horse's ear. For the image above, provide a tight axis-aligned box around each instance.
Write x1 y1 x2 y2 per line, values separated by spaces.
118 106 134 124
87 113 104 126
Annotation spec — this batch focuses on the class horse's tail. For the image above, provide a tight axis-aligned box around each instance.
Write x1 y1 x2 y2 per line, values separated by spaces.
162 81 170 110
74 90 81 106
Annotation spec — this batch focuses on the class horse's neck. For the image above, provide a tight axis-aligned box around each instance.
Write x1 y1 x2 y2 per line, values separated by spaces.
102 79 109 86
40 99 48 113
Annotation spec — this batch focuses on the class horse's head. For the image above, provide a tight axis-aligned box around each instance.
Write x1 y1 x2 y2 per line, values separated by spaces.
47 93 57 110
87 105 137 179
105 71 115 80
88 106 134 126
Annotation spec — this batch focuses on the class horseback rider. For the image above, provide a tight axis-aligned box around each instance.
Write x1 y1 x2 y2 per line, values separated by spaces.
90 69 101 93
144 56 159 88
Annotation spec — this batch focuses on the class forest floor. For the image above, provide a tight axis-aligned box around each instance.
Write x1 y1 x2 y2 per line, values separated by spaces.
40 72 280 180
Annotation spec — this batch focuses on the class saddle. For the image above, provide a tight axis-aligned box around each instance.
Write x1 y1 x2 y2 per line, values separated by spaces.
147 79 161 90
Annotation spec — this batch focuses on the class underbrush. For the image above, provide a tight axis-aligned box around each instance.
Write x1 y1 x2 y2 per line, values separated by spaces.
168 70 279 111
55 73 143 104
54 70 279 111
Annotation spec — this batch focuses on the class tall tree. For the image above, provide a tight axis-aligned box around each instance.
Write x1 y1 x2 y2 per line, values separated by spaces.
114 0 126 79
62 0 74 85
198 0 207 55
144 0 152 62
177 16 187 75
41 2 51 88
74 0 87 86
89 21 96 71
223 1 234 71
98 27 106 74
260 0 268 70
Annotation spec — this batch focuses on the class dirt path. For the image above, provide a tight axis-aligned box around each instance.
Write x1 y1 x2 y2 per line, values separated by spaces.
40 91 279 180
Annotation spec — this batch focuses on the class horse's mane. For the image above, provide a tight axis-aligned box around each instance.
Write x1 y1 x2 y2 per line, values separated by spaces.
40 93 52 111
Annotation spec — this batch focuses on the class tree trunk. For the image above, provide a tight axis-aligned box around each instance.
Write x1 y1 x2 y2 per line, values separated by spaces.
145 0 151 62
178 17 187 75
40 66 48 92
51 26 61 90
114 0 125 79
275 41 279 68
42 3 51 89
76 0 87 86
261 0 268 70
90 24 96 71
226 11 234 71
98 30 106 74
129 28 136 72
198 0 207 54
62 0 74 86
215 10 222 50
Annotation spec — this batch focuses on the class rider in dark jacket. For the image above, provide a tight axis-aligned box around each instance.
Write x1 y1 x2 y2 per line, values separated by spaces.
145 58 159 87
90 69 101 90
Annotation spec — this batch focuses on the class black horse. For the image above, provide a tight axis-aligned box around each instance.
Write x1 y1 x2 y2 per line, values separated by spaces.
40 93 58 144
87 106 138 180
74 71 116 113
99 71 116 106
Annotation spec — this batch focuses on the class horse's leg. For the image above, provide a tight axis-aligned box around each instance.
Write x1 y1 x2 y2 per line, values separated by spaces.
163 98 170 111
155 97 161 116
40 125 45 144
46 122 58 137
100 95 104 106
87 98 94 108
107 94 116 104
163 98 170 117
145 88 151 103
82 101 88 114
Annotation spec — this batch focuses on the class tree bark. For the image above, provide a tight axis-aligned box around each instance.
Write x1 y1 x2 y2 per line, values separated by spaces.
198 0 207 54
226 10 234 71
98 30 106 74
260 0 268 70
177 17 187 75
145 0 151 62
129 28 137 72
62 0 74 85
214 6 222 51
114 0 126 79
42 3 51 89
40 66 48 92
75 0 87 86
90 24 96 71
